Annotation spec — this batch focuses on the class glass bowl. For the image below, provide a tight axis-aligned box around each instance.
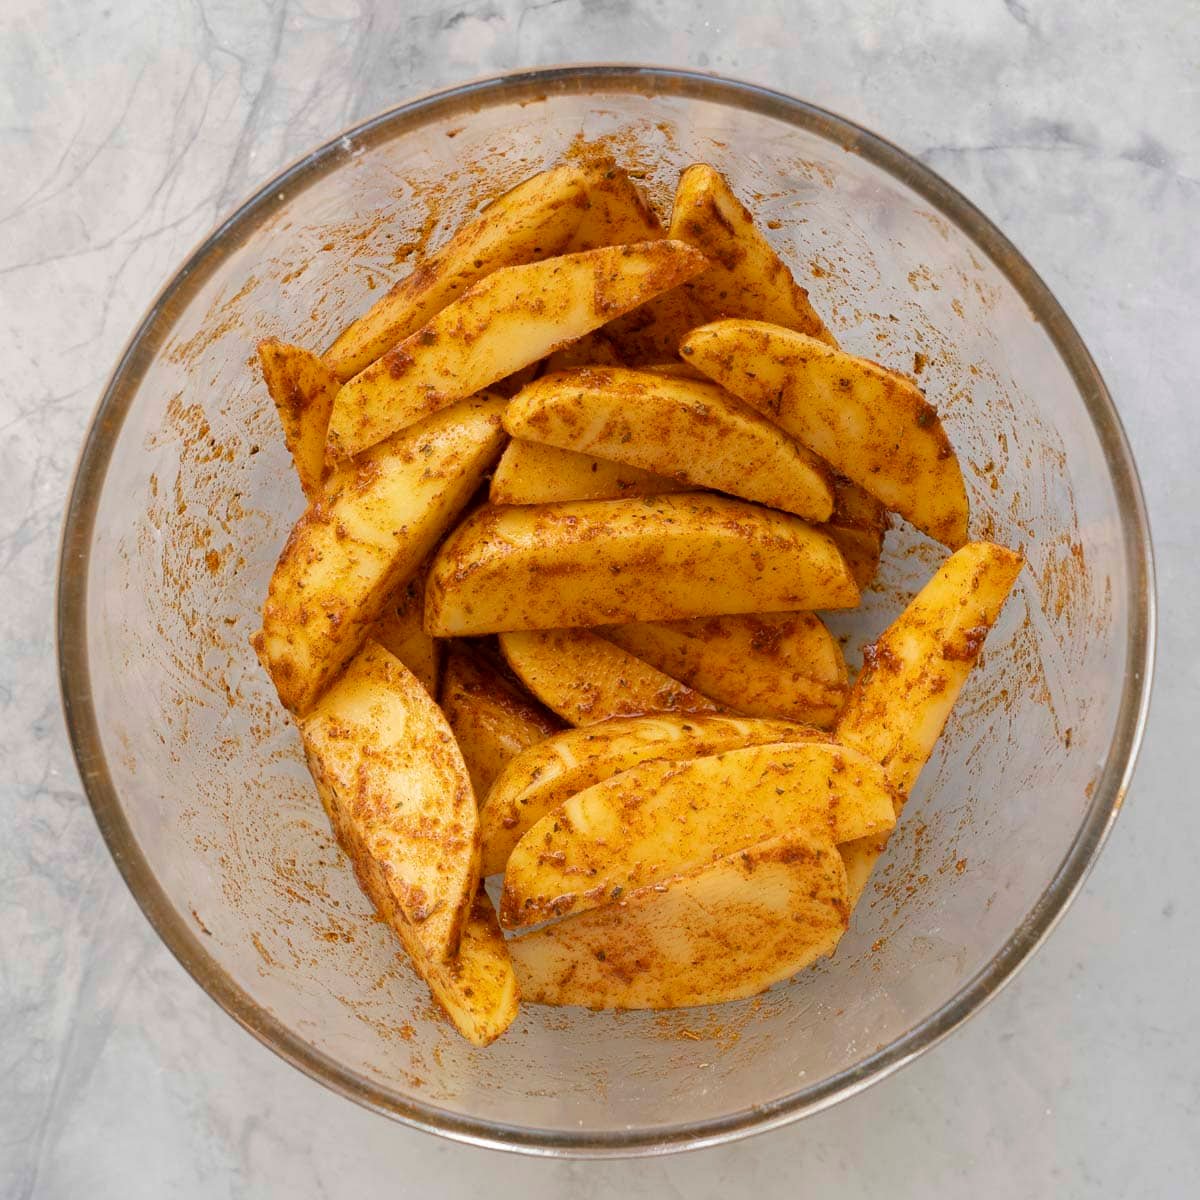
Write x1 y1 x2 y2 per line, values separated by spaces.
58 66 1154 1156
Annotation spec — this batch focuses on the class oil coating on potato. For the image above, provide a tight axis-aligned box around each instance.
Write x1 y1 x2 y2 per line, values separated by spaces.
498 628 722 726
835 542 1023 903
479 714 822 877
254 394 506 715
501 741 898 928
489 439 687 505
509 826 849 1010
598 612 848 728
326 240 709 458
257 339 339 500
439 643 562 800
424 493 860 636
682 319 970 548
668 163 836 344
503 367 835 522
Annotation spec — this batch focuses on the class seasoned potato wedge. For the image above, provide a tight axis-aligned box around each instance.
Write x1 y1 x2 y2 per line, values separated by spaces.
542 328 625 373
424 493 860 636
504 367 834 521
509 826 848 1009
567 162 663 249
638 360 708 381
683 320 969 548
257 339 339 500
502 741 897 927
603 286 710 364
669 163 835 344
836 542 1023 902
326 240 708 458
322 160 593 381
300 641 478 964
822 474 890 589
440 644 562 798
489 439 686 505
598 612 848 728
254 395 505 715
479 714 821 876
371 561 440 696
499 628 722 726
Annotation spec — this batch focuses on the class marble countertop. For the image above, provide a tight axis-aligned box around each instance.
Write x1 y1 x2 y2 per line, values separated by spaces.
3 2 1197 1196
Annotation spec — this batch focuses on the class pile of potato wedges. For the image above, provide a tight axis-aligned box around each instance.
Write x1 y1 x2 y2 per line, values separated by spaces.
251 152 1022 1044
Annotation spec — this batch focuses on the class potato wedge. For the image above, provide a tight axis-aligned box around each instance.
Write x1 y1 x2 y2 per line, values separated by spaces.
257 338 339 500
480 714 821 876
254 395 506 715
668 163 835 344
638 360 708 382
835 542 1023 903
509 826 848 1009
440 643 562 799
322 160 593 382
542 328 625 373
499 628 722 727
489 439 687 505
823 474 890 589
371 561 440 696
504 367 834 522
326 240 708 458
300 641 478 965
566 161 663 249
502 741 897 927
598 612 848 728
424 493 860 636
603 286 709 364
682 320 969 548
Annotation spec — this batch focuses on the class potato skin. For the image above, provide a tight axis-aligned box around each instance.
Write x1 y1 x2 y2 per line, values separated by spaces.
424 493 860 637
255 394 506 715
257 339 339 500
489 439 686 506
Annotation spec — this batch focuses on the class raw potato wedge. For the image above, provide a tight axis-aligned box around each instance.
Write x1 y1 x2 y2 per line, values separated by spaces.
566 161 664 249
542 328 625 372
489 439 687 505
822 474 890 590
683 320 969 548
502 741 898 928
504 367 834 522
300 641 478 965
322 160 593 381
603 286 710 364
598 612 848 728
326 240 709 458
510 826 849 1010
440 644 562 799
424 493 860 636
499 628 722 726
835 542 1023 903
371 561 440 696
258 339 339 500
668 163 835 344
254 395 506 715
479 714 821 876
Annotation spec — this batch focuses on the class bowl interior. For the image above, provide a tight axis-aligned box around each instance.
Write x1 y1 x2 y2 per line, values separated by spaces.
62 69 1148 1152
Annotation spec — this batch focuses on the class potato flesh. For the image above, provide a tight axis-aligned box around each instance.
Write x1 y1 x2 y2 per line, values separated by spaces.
499 628 722 726
326 240 708 458
504 367 834 522
371 562 441 697
502 741 897 928
835 542 1023 902
509 826 848 1010
424 492 860 636
439 644 562 799
683 319 970 548
322 160 593 381
489 439 687 505
300 641 478 964
479 714 822 877
566 161 664 249
599 612 848 728
668 163 835 344
255 395 506 715
257 339 339 500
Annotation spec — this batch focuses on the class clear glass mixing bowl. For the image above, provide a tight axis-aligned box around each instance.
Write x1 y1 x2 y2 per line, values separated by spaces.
58 66 1154 1155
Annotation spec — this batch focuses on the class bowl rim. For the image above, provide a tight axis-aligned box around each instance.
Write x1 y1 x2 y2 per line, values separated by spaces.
57 63 1156 1157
